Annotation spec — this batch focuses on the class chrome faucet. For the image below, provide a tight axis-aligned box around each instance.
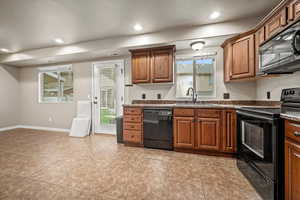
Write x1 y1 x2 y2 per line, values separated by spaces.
186 87 198 104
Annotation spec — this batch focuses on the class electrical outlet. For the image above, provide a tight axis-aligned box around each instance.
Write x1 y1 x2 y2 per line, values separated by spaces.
267 91 271 99
48 117 53 123
142 94 146 99
223 93 230 99
157 94 161 99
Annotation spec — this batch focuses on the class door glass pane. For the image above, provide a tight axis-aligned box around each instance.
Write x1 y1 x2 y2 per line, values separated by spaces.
195 58 215 96
99 66 116 126
176 60 193 98
41 72 59 102
242 121 264 158
60 71 73 102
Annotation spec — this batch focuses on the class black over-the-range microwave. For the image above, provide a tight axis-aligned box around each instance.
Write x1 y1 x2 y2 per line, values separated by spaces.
260 20 300 74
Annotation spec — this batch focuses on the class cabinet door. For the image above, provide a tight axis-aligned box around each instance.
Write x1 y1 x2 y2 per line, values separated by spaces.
285 140 300 200
173 117 195 149
265 8 287 39
131 51 151 84
221 110 237 153
231 34 255 79
289 0 300 22
223 43 232 83
151 48 174 83
255 27 265 75
196 117 220 151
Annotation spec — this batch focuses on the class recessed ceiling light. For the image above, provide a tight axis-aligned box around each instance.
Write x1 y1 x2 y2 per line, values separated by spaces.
191 41 205 51
54 38 65 44
134 24 143 31
210 11 220 19
0 48 10 53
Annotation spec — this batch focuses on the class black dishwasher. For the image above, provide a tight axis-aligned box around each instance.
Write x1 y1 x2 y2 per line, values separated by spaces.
143 109 173 150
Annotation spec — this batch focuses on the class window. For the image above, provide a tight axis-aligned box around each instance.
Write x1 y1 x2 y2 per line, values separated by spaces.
176 57 216 98
39 65 73 103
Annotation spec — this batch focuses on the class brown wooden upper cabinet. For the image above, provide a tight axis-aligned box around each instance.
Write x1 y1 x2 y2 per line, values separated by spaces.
255 27 265 75
131 50 151 84
289 0 300 23
130 45 175 84
223 33 255 82
222 0 294 82
265 8 287 40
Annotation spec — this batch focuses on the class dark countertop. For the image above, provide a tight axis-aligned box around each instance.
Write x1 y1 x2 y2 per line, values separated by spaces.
123 103 280 109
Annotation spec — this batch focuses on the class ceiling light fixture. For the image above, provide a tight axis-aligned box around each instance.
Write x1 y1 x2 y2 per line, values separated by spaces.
0 48 10 53
210 11 220 19
134 24 143 31
191 41 205 51
54 38 65 44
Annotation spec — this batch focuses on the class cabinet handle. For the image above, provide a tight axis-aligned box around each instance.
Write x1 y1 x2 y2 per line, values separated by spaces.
294 131 300 136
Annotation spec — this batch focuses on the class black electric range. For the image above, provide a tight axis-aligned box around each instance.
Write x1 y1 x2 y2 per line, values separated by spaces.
236 88 300 200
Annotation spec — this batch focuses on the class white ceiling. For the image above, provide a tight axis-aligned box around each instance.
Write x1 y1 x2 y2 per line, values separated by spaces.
0 0 281 53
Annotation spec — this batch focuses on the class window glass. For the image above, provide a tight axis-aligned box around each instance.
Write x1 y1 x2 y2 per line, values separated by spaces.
176 57 216 98
195 58 215 96
60 71 74 102
176 60 193 98
39 66 73 103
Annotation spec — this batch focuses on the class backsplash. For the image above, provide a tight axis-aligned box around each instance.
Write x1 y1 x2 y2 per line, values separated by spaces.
256 71 300 101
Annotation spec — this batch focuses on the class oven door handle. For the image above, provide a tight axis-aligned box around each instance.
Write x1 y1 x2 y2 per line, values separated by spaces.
237 110 275 121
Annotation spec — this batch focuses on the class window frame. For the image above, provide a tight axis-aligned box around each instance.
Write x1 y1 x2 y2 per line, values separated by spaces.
38 64 74 104
175 56 217 99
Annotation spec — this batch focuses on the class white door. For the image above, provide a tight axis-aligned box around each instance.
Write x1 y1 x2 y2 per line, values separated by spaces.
93 60 124 135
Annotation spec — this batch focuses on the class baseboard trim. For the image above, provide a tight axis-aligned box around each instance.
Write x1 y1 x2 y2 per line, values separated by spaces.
0 125 70 133
0 126 20 132
18 125 70 133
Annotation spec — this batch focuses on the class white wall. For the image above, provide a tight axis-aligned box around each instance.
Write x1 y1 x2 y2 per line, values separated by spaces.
19 62 92 129
256 71 300 101
17 50 257 130
0 65 20 128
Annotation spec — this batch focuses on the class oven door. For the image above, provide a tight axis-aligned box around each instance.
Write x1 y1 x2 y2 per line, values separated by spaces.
237 111 274 180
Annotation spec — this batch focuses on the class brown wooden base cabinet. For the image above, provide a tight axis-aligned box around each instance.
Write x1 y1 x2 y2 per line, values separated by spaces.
123 107 143 145
173 108 236 155
173 116 195 149
285 120 300 200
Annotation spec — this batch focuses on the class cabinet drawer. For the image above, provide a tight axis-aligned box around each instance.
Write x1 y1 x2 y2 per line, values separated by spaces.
124 122 142 131
285 120 300 144
198 109 221 118
123 131 142 143
124 115 142 123
124 108 142 115
174 108 195 117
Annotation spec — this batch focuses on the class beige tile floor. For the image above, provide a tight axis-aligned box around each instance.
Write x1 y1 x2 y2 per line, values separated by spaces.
0 128 262 200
